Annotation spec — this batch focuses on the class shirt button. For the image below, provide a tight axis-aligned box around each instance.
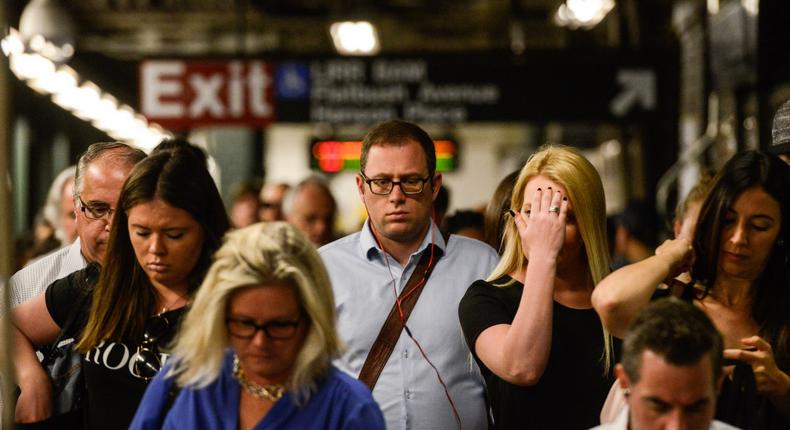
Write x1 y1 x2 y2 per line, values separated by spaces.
402 350 408 358
405 390 411 399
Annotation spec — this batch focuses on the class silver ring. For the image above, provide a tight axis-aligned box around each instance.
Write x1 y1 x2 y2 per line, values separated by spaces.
548 206 560 213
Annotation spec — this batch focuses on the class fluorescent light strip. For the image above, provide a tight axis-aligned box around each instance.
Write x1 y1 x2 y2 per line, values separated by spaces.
2 28 169 152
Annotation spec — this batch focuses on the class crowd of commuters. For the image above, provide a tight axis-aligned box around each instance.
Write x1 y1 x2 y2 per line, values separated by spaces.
2 113 790 430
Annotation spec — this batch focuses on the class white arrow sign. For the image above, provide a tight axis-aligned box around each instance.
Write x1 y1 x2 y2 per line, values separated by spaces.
609 69 656 117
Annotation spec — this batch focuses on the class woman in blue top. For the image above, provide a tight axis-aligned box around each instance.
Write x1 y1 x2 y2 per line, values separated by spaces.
130 222 385 430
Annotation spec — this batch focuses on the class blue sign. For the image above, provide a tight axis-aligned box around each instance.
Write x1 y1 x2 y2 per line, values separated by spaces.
275 63 310 100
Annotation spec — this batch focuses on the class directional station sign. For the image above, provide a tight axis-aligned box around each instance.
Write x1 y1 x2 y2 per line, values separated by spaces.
609 69 656 117
140 53 675 127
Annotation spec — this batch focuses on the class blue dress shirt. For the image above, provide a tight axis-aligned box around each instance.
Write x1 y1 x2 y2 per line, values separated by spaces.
130 351 385 430
319 220 499 430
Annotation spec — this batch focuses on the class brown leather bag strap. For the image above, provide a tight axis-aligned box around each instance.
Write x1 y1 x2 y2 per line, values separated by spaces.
358 238 447 390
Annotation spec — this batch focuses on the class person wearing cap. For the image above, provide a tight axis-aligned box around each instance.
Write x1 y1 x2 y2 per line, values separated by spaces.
771 99 790 165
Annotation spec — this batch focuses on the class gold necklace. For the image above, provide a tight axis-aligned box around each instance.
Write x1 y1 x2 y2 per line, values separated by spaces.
232 354 285 402
158 289 190 315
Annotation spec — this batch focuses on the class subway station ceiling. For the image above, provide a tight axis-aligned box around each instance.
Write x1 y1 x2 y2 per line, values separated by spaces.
10 0 677 60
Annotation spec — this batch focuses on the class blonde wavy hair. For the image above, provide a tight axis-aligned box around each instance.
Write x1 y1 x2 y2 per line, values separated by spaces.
167 222 341 402
488 144 615 372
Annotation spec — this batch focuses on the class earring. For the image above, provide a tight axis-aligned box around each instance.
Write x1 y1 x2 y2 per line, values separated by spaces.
623 388 630 397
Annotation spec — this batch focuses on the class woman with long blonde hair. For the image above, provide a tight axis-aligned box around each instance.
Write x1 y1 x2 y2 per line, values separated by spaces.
459 144 616 429
130 222 385 430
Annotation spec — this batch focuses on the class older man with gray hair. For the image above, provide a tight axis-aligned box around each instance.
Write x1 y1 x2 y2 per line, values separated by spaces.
8 141 145 307
283 175 337 247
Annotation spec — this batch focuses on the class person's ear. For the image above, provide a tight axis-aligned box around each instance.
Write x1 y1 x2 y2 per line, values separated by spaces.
356 174 366 202
615 364 631 396
715 371 725 394
431 173 443 199
673 220 682 238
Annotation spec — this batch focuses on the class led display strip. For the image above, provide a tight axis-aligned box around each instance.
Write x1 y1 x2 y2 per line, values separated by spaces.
311 139 458 173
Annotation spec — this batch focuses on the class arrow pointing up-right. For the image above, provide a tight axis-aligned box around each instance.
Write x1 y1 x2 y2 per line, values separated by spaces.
610 69 656 117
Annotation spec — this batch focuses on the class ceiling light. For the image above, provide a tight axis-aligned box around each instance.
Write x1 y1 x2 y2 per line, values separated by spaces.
741 0 758 16
19 0 75 62
554 0 615 29
330 21 380 56
707 0 719 15
28 65 77 94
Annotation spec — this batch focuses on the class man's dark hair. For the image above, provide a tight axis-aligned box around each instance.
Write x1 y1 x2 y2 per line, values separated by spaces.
360 119 436 178
444 210 484 236
617 200 659 248
621 298 723 384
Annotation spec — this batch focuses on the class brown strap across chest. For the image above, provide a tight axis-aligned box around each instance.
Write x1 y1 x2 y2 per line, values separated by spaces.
357 240 446 390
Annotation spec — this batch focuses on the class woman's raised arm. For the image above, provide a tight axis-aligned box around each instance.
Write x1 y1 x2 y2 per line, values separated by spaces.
474 188 566 385
592 238 693 338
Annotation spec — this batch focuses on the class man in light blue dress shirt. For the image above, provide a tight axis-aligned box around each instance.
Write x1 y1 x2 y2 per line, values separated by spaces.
320 120 499 430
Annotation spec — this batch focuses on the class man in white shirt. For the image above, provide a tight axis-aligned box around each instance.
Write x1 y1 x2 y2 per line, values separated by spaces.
591 298 738 430
8 142 145 307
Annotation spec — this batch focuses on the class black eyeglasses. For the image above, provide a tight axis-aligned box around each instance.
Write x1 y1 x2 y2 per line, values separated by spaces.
133 314 170 380
359 172 431 196
78 196 115 221
226 316 302 340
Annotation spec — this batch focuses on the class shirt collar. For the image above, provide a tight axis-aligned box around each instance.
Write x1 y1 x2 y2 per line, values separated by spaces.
616 405 631 429
358 219 447 262
59 238 89 279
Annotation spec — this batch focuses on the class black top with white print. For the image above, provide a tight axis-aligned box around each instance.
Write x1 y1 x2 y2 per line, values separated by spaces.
46 268 186 430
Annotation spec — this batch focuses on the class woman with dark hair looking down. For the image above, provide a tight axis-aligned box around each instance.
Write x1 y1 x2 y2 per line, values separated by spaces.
593 150 790 429
12 141 230 429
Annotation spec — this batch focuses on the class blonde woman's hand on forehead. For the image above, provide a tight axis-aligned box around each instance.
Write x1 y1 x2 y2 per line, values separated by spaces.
512 186 568 263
